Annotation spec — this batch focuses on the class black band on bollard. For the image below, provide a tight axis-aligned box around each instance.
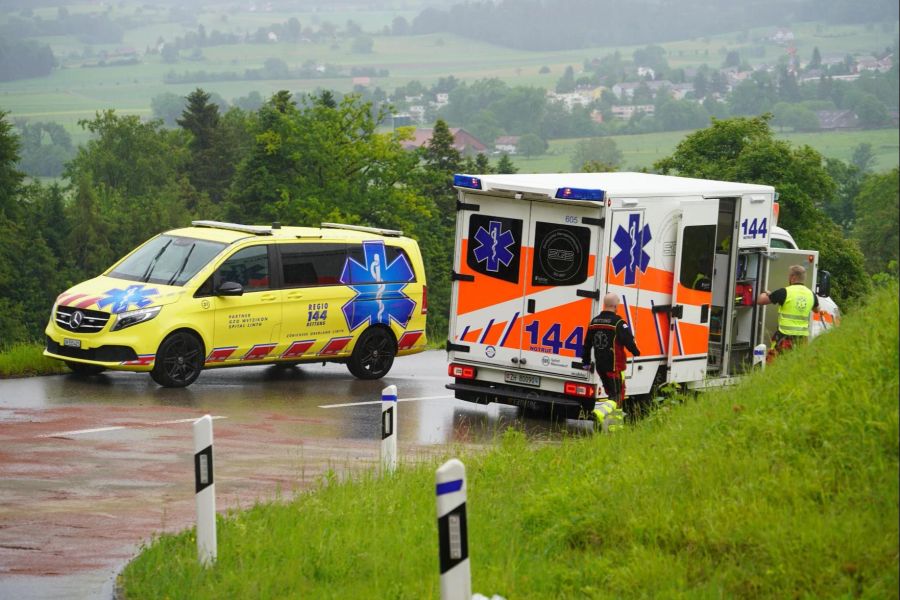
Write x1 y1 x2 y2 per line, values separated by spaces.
437 502 469 574
194 445 214 493
381 406 394 440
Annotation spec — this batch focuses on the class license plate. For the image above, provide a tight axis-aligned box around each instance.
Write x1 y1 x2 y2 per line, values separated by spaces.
63 338 81 349
505 371 541 387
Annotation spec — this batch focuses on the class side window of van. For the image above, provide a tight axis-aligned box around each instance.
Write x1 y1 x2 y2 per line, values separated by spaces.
218 245 271 292
280 243 347 287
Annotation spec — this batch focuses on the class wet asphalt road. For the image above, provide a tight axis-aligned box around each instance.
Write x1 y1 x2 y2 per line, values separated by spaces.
0 350 590 599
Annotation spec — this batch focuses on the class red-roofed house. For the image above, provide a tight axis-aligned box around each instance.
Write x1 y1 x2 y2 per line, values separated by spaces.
401 128 488 156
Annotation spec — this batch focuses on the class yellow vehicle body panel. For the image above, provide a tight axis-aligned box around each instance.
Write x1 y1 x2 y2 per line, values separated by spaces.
44 223 428 383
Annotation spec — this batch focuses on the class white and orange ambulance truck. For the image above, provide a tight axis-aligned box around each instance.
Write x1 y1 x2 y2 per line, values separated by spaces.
445 172 834 418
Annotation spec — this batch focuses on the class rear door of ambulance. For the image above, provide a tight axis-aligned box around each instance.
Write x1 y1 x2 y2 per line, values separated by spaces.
449 189 602 385
449 191 528 372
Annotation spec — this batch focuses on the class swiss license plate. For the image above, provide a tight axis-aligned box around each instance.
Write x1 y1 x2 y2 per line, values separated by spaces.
505 371 541 387
63 338 81 349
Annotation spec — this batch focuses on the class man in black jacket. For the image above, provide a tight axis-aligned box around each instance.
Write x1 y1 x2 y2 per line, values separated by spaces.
580 293 641 416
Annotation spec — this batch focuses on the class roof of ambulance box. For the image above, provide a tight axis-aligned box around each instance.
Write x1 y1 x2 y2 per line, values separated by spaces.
455 172 775 199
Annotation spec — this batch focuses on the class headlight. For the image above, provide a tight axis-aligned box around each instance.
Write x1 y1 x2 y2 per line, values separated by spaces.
111 306 162 331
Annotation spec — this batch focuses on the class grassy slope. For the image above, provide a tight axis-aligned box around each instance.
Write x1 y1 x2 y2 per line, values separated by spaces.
119 285 899 599
0 343 67 378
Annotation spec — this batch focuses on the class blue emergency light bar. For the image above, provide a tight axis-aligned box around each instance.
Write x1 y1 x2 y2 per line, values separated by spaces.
453 174 482 190
555 187 605 201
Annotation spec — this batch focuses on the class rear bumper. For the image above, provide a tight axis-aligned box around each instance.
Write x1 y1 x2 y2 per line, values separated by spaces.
447 379 586 419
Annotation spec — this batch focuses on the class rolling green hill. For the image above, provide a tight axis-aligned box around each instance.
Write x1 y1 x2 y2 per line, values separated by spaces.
119 285 899 598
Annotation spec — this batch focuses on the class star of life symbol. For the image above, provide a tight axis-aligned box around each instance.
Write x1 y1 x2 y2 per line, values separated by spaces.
611 214 652 286
472 220 516 272
339 240 416 331
97 285 159 314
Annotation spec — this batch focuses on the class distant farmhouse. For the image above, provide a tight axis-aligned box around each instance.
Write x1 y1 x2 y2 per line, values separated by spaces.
401 128 488 156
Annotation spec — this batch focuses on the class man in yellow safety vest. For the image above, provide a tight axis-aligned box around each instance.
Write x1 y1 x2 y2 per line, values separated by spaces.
756 265 819 361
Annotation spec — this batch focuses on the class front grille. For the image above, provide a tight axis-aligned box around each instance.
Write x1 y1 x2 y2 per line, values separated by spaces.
46 337 137 362
55 305 110 333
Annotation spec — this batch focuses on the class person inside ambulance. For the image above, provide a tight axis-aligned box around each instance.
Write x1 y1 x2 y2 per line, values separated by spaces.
756 264 820 360
580 293 641 424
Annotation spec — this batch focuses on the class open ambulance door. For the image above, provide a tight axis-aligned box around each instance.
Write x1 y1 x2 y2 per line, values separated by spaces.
668 198 719 383
761 248 819 343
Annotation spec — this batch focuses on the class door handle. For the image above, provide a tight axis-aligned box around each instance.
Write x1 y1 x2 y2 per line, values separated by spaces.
286 292 304 300
527 299 536 313
261 293 278 302
671 304 683 319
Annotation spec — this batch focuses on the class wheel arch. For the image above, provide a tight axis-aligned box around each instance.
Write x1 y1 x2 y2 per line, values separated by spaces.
158 327 207 364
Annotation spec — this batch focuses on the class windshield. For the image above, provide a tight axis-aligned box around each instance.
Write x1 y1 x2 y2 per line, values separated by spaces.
108 235 226 287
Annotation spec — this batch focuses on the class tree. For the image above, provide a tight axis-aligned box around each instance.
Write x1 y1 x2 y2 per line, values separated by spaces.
65 110 184 199
654 115 870 305
496 153 518 174
556 66 576 93
518 133 548 157
851 143 876 173
151 93 186 128
853 94 890 128
853 168 899 275
571 137 623 171
0 111 24 220
809 46 822 70
391 16 409 35
178 88 233 204
351 35 374 54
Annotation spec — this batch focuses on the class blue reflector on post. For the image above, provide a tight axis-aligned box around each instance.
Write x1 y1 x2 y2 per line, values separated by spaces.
436 479 463 496
453 174 482 190
555 187 604 201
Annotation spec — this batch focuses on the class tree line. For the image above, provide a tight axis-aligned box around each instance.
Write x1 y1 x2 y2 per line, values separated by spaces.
407 0 899 51
0 94 896 350
0 90 517 345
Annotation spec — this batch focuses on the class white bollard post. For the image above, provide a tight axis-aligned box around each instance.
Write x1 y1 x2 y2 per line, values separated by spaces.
753 343 767 370
436 459 470 600
381 385 398 473
193 414 217 567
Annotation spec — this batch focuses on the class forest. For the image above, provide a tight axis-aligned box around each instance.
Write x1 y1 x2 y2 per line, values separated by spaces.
0 91 896 349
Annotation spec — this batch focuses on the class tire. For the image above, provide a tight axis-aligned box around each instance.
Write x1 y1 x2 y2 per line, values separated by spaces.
65 361 105 376
150 332 204 388
347 327 396 380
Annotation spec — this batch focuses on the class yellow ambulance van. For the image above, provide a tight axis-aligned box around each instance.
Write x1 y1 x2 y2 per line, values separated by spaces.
44 221 428 387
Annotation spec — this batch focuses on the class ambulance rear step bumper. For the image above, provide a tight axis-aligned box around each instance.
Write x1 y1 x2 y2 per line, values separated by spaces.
447 380 585 419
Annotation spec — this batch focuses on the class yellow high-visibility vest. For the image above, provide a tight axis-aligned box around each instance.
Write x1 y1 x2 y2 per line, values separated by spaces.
778 284 815 337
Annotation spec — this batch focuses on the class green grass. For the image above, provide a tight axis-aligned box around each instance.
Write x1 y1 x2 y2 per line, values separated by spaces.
513 127 900 173
0 343 67 378
119 285 899 598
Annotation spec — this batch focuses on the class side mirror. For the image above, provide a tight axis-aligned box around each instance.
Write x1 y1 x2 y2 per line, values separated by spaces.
216 281 244 296
816 270 831 298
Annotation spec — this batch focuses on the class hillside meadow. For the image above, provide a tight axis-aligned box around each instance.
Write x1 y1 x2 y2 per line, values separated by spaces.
119 284 899 599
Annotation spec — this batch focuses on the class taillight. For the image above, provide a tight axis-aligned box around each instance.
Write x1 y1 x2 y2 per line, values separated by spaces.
448 363 476 379
564 381 596 398
421 285 428 314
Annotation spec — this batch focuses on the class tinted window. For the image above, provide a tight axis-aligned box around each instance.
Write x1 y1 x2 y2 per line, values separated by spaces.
769 238 794 249
531 222 590 287
346 243 416 284
679 225 716 291
108 235 225 286
218 245 270 292
280 243 347 287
